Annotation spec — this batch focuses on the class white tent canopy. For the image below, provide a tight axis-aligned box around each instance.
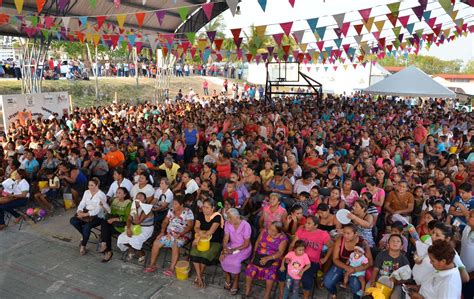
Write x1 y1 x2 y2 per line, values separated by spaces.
364 66 456 98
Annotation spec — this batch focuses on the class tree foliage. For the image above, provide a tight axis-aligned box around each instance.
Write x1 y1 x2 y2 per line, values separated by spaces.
379 54 465 74
464 60 474 74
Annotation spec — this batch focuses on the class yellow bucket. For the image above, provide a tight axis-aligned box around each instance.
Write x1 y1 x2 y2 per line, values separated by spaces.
366 287 386 299
38 181 48 190
375 282 393 299
449 146 458 154
175 260 190 280
64 199 74 210
197 235 211 252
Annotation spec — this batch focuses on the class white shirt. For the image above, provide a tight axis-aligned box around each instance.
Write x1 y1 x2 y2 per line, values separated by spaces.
106 178 133 198
185 179 199 195
461 226 474 272
14 179 30 197
154 188 174 209
419 267 462 299
130 183 155 200
77 190 108 218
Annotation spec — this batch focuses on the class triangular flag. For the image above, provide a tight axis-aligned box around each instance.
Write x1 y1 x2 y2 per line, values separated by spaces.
116 14 126 29
280 21 293 36
79 16 88 28
387 2 401 15
292 30 305 43
341 22 350 37
398 15 410 27
202 3 214 20
128 34 137 46
36 0 46 13
206 31 216 43
14 0 24 14
288 0 295 8
255 25 266 37
375 20 385 32
135 12 145 27
364 17 374 31
282 45 291 56
333 13 345 28
439 0 452 12
407 23 415 35
299 43 307 53
334 38 343 48
59 0 69 11
235 37 243 48
231 28 241 43
307 18 318 32
450 10 458 21
178 7 189 21
392 26 401 37
214 39 223 51
90 0 96 9
96 16 106 29
92 33 100 46
62 17 70 30
354 24 364 35
185 32 196 44
148 34 158 52
315 27 326 40
359 8 372 22
412 6 424 21
156 10 166 26
257 0 267 11
197 39 207 52
423 11 431 21
226 0 239 16
272 33 284 46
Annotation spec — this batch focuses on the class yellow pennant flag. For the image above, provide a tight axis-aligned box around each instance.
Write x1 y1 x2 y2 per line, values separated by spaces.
92 33 101 46
312 52 319 63
343 65 348 70
230 53 237 62
86 33 93 43
450 10 458 20
255 25 267 38
14 0 24 14
177 47 184 57
443 29 451 37
116 14 126 29
299 43 307 53
364 17 374 32
374 20 385 32
197 39 207 52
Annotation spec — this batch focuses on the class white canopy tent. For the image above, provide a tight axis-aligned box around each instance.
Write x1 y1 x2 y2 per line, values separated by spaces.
364 66 456 98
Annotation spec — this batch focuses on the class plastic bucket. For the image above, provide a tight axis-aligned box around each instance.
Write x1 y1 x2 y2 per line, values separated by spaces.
366 287 385 299
449 146 458 154
375 282 393 299
175 260 190 280
197 235 211 252
64 199 74 210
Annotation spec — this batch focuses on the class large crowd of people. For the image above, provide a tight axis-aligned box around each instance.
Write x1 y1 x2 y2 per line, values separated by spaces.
0 91 472 299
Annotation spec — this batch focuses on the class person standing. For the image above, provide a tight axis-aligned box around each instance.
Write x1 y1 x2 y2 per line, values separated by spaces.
203 79 209 96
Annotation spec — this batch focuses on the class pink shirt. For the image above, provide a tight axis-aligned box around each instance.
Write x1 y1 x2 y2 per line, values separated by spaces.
285 251 311 279
295 228 330 263
262 205 286 229
361 187 385 213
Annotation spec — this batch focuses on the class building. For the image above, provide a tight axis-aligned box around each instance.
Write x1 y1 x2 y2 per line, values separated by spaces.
432 74 474 96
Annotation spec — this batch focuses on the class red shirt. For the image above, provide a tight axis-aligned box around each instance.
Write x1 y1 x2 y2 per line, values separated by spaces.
296 228 330 263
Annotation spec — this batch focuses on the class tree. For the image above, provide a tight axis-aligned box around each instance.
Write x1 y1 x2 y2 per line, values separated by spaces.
464 60 474 74
379 54 464 74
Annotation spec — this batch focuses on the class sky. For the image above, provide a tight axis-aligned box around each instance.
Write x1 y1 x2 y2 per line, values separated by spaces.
219 0 474 63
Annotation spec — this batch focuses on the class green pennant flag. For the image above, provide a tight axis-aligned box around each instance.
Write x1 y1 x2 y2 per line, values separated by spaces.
439 0 451 13
392 26 401 37
90 0 96 9
42 29 49 39
185 32 196 44
387 2 400 16
178 7 189 21
416 29 424 37
31 16 38 27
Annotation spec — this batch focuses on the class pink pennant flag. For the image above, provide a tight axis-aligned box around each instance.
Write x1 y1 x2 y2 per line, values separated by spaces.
202 2 214 21
398 15 410 27
288 0 295 7
341 22 350 37
156 10 166 26
280 21 293 36
359 8 372 22
272 33 284 46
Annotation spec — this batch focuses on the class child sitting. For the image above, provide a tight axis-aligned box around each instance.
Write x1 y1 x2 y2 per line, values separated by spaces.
341 245 368 294
33 169 60 213
378 221 409 252
279 240 311 299
222 181 239 208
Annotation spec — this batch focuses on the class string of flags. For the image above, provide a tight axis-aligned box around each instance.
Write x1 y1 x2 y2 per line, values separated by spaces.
0 0 472 65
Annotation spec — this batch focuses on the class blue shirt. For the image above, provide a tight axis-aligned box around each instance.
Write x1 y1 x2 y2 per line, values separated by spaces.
23 159 39 174
184 128 198 145
450 195 474 226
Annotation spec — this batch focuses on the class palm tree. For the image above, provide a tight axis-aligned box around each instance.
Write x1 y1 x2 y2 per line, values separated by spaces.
242 25 274 56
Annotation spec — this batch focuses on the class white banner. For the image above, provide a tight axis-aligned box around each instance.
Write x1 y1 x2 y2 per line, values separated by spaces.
1 92 69 132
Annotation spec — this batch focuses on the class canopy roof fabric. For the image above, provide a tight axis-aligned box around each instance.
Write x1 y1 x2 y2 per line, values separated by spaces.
364 66 456 98
0 0 227 37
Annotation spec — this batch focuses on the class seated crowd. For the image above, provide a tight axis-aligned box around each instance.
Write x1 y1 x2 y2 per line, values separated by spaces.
0 94 473 299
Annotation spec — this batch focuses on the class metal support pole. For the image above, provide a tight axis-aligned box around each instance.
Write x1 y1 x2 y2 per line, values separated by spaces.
135 47 139 89
95 45 99 101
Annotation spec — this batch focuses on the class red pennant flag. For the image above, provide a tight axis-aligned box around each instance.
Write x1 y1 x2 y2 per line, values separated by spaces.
214 39 223 51
387 13 398 26
282 45 291 55
372 31 381 39
354 24 364 35
342 44 350 53
230 28 241 44
288 0 295 7
341 22 350 37
359 8 372 22
280 21 293 36
136 41 143 53
398 15 410 27
387 45 393 52
96 16 106 29
427 17 437 28
190 47 197 58
0 14 10 25
272 33 284 46
246 53 253 62
135 12 145 27
235 37 243 48
110 35 119 48
316 41 324 51
202 2 214 20
378 37 386 48
36 0 46 13
76 31 86 43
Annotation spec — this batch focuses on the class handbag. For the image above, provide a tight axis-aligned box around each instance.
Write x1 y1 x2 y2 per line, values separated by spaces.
252 253 275 268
